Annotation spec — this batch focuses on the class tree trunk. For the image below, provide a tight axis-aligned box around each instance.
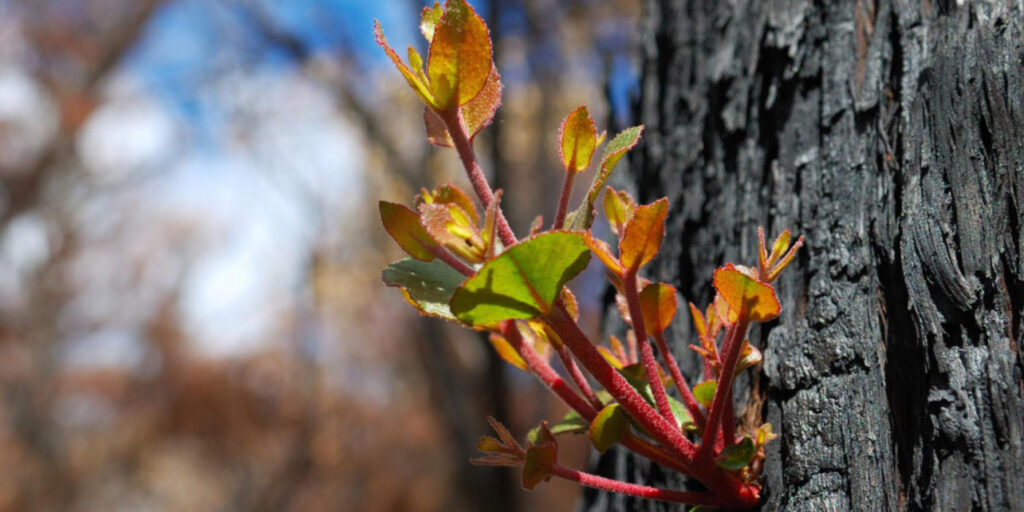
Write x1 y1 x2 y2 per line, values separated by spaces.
585 0 1024 510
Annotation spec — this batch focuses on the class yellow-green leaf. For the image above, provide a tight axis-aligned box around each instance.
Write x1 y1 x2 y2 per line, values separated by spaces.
693 380 717 408
558 106 597 173
638 283 678 334
603 187 636 237
716 436 756 471
374 21 437 108
550 409 589 436
563 126 644 231
712 265 781 322
589 404 628 453
450 232 591 327
427 0 492 109
379 201 438 261
419 2 443 41
619 198 668 271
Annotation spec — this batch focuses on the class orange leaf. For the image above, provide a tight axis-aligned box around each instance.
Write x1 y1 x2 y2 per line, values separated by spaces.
619 198 668 271
489 334 528 371
688 302 706 339
424 66 502 146
427 0 493 110
712 265 781 322
374 21 436 107
379 201 438 261
558 106 597 173
638 283 678 334
583 233 624 276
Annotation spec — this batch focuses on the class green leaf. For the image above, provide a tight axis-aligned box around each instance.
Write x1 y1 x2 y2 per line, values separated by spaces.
589 404 629 453
549 409 589 436
693 380 717 408
383 258 465 321
600 125 644 172
450 232 591 327
716 436 756 471
527 421 558 446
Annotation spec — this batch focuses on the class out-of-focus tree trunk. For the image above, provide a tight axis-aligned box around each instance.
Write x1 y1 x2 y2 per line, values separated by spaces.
584 0 1024 510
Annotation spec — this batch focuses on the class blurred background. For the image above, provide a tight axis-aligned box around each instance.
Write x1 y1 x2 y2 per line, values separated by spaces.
0 0 640 510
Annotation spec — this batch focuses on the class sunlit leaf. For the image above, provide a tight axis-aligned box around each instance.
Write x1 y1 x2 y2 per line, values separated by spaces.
382 258 465 321
716 436 756 471
427 0 492 109
583 233 623 275
603 187 635 237
558 106 597 173
419 2 443 41
600 125 644 173
489 333 527 371
619 198 668 271
689 302 707 339
374 21 437 108
419 183 479 224
424 66 502 146
450 232 590 327
693 380 717 408
589 404 628 453
379 201 438 261
712 265 781 322
638 283 678 334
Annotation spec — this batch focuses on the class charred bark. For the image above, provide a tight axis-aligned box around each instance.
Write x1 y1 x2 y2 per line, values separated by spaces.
585 0 1024 510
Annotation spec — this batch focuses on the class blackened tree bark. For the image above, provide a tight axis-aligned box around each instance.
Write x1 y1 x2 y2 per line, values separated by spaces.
584 0 1024 510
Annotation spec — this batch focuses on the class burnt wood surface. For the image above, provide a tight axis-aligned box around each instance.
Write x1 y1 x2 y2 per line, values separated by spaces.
583 0 1024 510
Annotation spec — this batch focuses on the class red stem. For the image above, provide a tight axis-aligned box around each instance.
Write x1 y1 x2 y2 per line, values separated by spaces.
438 107 517 247
622 269 676 423
500 321 596 418
504 323 699 476
553 342 603 411
698 317 750 461
549 464 731 506
543 307 697 462
429 245 475 277
652 330 706 430
553 169 576 229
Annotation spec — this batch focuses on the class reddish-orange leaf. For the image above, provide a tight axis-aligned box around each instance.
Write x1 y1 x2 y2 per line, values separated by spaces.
688 302 706 339
379 201 438 261
374 21 436 107
712 265 781 322
584 233 624 276
619 198 669 271
427 0 493 110
558 106 597 173
638 283 678 334
424 66 503 146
